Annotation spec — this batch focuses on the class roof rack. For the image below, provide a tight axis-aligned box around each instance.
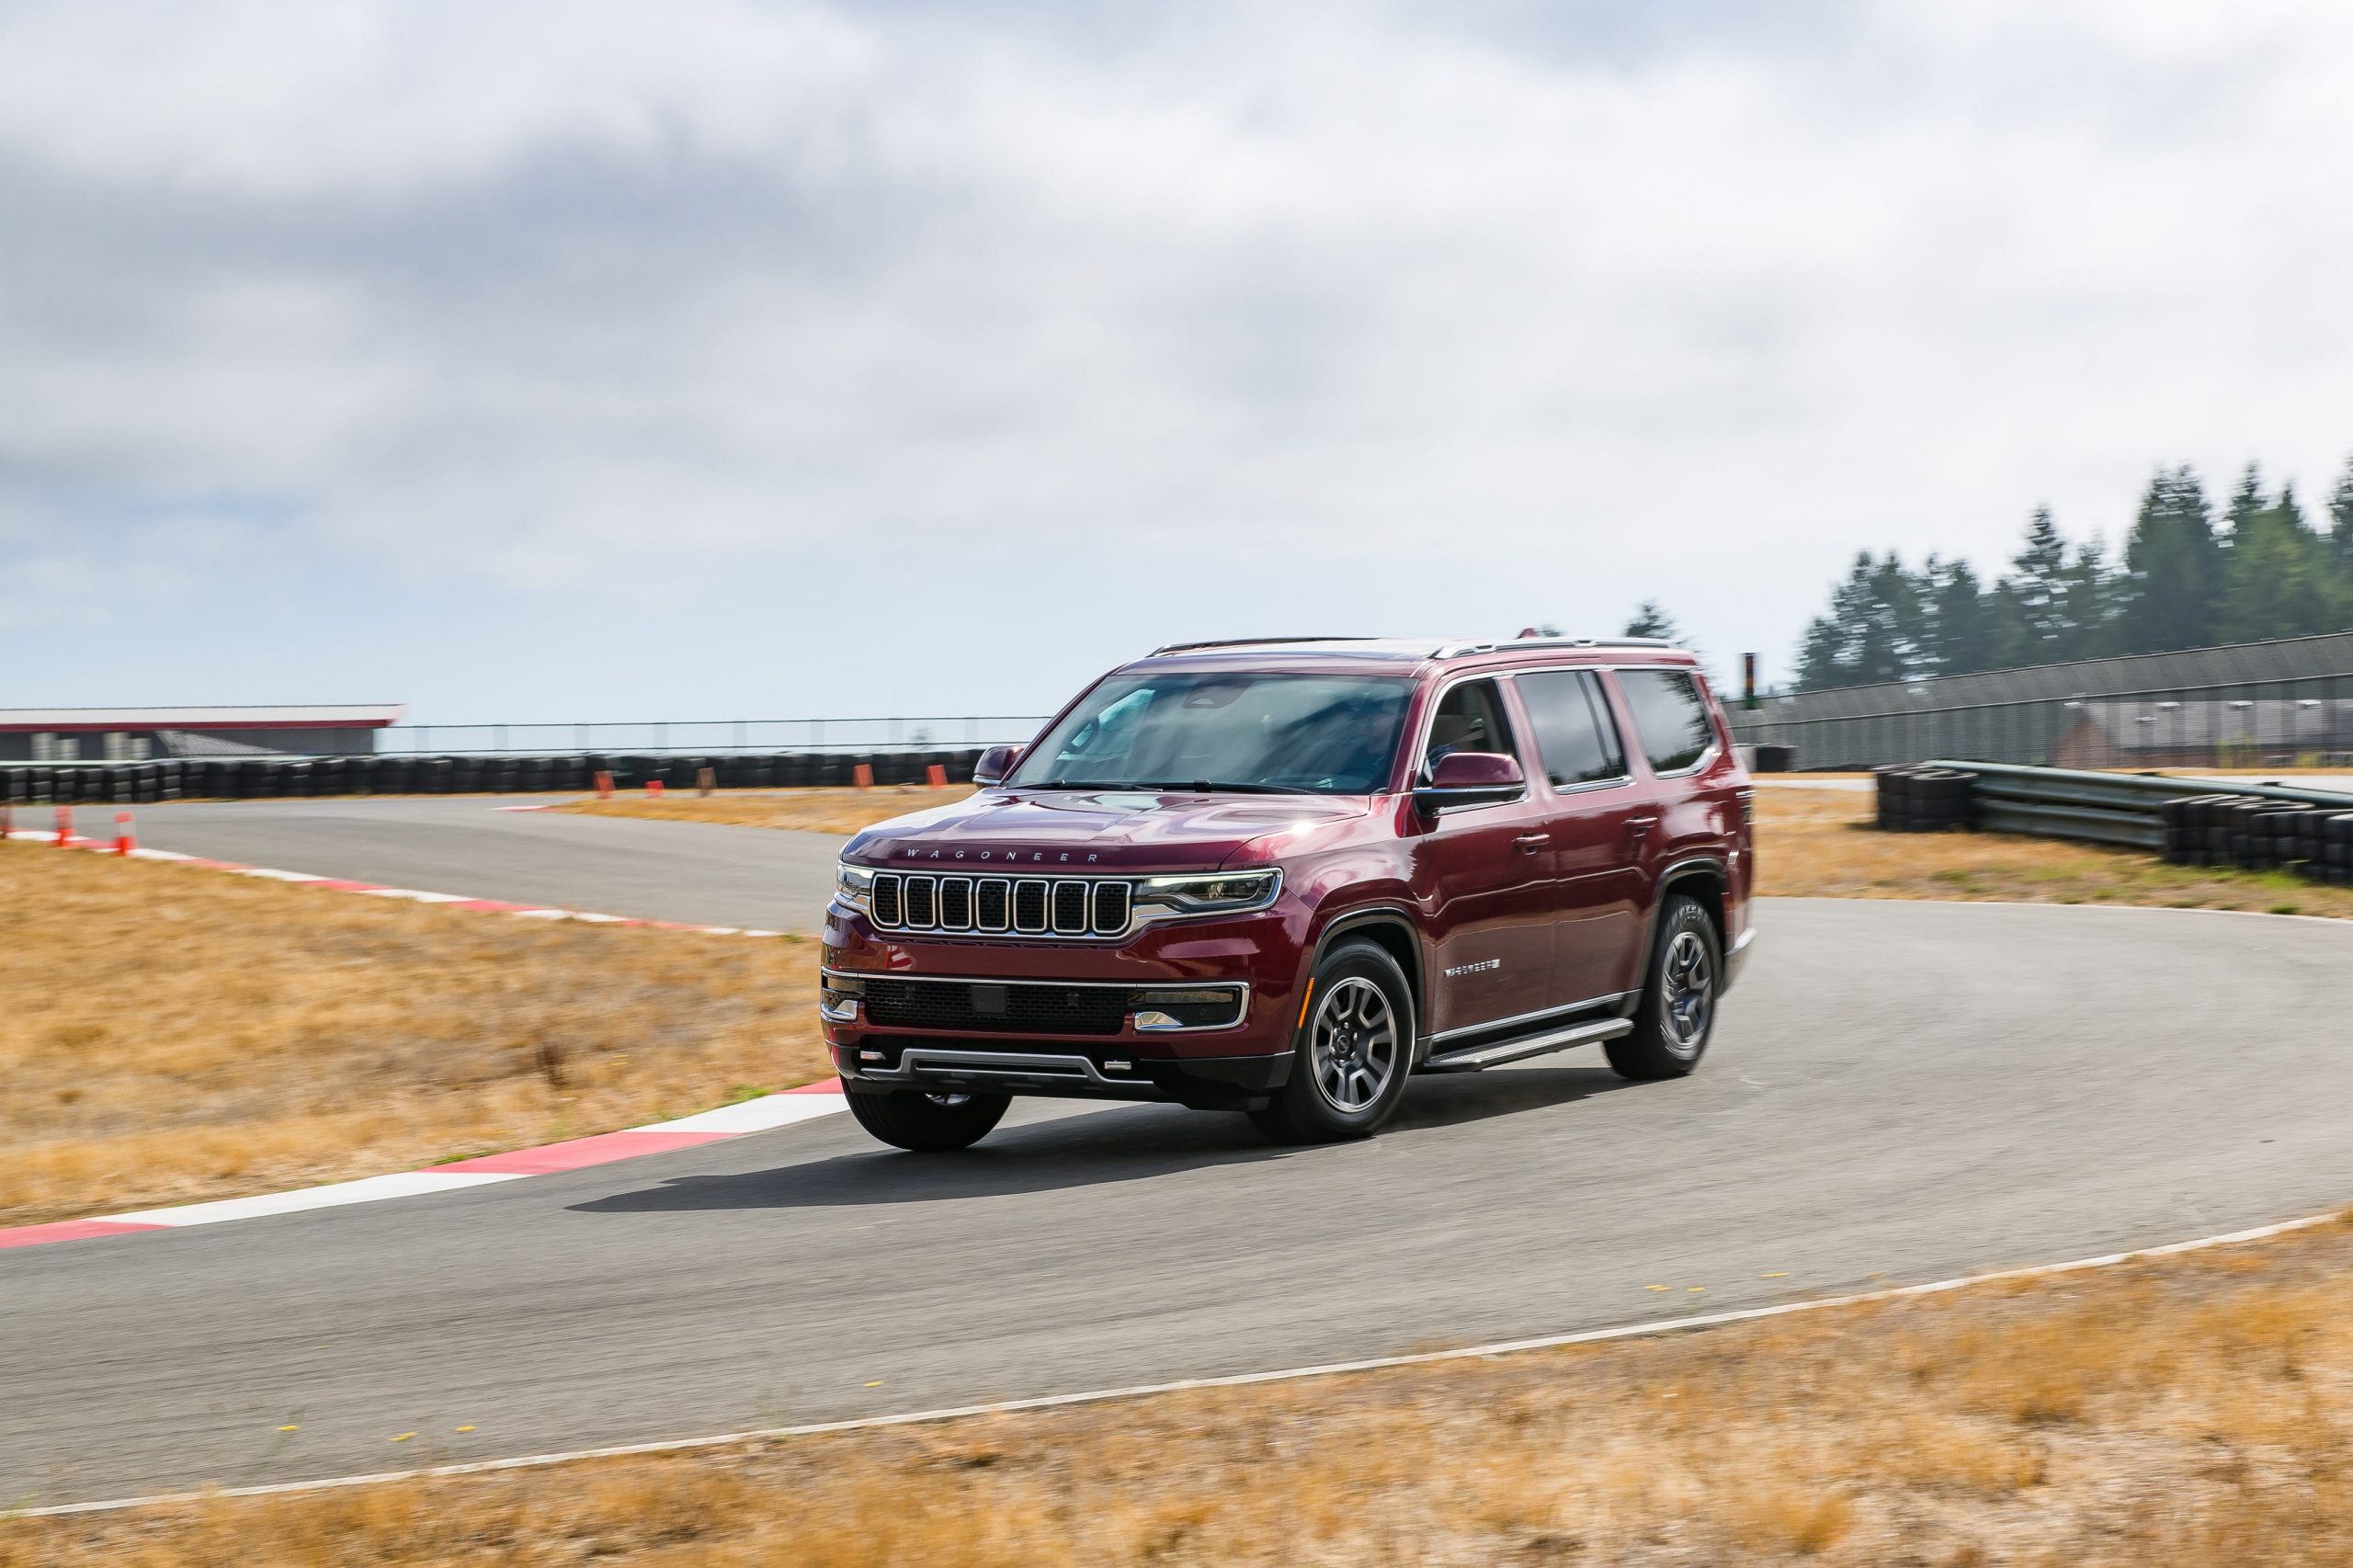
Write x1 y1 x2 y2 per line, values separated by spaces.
1429 636 1676 658
1149 636 1380 655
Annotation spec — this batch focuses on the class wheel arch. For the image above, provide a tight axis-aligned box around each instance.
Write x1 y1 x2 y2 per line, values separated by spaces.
1628 855 1730 999
1309 905 1425 1039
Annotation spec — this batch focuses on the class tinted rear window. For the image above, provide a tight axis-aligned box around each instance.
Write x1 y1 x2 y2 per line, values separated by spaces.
1514 670 1625 787
1616 669 1715 774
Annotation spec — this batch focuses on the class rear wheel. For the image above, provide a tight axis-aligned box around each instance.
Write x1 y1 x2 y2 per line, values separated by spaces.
1605 894 1720 1081
846 1087 1010 1152
1248 940 1415 1143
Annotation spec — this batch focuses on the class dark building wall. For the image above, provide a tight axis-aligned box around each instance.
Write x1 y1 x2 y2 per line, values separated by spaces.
0 726 382 761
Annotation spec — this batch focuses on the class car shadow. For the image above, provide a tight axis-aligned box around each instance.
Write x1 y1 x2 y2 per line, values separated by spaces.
572 1064 1648 1213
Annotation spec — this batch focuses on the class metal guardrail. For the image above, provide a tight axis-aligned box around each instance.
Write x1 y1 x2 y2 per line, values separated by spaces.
1909 760 2353 853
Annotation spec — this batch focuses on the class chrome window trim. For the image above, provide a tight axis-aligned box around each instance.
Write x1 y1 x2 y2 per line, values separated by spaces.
1600 665 1723 779
1500 666 1638 796
1404 670 1535 814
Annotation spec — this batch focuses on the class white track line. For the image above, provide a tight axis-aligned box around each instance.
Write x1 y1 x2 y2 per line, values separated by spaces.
17 1208 2340 1521
109 1172 524 1228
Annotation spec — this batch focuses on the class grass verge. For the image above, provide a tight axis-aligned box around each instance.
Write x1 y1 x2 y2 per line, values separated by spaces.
1754 784 2353 919
555 785 975 836
12 1210 2352 1564
0 844 829 1227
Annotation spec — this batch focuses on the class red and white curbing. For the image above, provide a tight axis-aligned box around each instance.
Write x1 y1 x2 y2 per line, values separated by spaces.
0 1081 849 1253
0 824 787 937
0 821 843 1252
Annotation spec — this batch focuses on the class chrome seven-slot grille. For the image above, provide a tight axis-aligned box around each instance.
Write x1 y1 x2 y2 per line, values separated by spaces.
870 871 1133 937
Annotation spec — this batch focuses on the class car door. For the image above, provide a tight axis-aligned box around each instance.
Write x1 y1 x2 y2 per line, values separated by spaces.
1508 667 1653 1007
1404 676 1554 1037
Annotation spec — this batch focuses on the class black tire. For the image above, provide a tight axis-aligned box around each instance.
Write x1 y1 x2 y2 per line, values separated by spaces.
1248 939 1415 1144
1607 894 1722 1081
845 1086 1010 1152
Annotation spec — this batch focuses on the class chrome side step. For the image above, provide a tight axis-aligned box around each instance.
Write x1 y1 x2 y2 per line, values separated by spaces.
1420 1017 1632 1074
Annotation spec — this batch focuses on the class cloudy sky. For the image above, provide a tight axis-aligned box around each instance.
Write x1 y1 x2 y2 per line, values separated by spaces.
5 0 2351 724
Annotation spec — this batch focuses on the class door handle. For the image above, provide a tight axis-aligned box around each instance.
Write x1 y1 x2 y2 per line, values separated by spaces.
1624 816 1658 839
1514 832 1550 855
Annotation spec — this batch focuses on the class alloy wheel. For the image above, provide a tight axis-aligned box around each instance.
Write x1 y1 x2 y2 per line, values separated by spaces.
1309 977 1400 1112
1662 928 1714 1055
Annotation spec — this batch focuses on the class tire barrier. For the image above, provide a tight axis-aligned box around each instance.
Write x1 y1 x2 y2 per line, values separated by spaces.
0 750 987 803
1873 759 2353 872
1872 765 1978 833
2158 794 2353 884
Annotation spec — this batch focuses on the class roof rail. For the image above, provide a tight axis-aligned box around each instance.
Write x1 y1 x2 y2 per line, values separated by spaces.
1431 635 1677 658
1149 636 1379 655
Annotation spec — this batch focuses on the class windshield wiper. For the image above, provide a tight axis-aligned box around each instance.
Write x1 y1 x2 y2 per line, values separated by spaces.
1022 779 1313 794
1123 780 1312 795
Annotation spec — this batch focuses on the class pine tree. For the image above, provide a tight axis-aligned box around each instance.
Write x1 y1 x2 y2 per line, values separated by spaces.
2222 481 2335 641
2058 539 2120 659
2117 465 2220 654
2002 506 2077 663
2326 458 2353 621
1927 557 1995 676
1622 601 1684 642
1988 578 2032 669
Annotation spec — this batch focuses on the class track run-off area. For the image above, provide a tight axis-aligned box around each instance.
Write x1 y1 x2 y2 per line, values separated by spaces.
8 796 2353 1507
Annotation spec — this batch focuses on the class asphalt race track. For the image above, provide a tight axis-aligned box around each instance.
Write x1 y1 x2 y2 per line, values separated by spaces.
9 872 2353 1506
119 796 847 930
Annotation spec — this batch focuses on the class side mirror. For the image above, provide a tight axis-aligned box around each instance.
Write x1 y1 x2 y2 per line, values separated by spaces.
1413 751 1526 813
972 744 1021 787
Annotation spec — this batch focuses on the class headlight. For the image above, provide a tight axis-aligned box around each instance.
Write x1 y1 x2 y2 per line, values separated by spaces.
834 863 875 912
1131 869 1281 922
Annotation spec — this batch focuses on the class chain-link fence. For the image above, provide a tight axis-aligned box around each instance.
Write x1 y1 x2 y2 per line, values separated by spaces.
1731 631 2353 770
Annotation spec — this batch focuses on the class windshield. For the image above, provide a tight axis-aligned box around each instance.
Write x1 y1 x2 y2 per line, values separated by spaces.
1008 672 1414 794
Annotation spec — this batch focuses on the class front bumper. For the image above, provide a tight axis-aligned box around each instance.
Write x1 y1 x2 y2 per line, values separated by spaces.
842 1042 1292 1109
820 899 1309 1108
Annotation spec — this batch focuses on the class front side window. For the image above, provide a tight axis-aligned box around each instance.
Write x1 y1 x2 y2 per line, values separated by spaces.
1616 668 1716 774
1420 679 1521 774
1009 672 1414 794
1514 670 1626 787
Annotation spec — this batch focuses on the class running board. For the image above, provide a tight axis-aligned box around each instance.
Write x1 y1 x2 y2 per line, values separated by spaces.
1420 1017 1632 1073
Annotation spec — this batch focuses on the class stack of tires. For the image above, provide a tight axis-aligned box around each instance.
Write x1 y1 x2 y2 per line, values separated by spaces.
2161 795 2353 881
1873 765 1978 832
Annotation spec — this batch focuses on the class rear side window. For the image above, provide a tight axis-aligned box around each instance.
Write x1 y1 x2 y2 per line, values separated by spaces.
1514 670 1625 788
1616 669 1716 774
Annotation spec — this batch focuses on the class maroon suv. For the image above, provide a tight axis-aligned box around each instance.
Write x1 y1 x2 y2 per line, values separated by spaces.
822 635 1756 1150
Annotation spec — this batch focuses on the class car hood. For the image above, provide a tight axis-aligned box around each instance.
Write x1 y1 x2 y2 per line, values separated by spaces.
845 789 1371 872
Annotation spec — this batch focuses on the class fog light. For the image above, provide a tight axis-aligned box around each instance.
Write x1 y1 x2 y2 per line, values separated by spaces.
1131 1011 1182 1032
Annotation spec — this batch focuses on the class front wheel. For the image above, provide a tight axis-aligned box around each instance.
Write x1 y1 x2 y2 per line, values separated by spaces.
1248 939 1416 1144
1605 894 1721 1081
846 1087 1010 1152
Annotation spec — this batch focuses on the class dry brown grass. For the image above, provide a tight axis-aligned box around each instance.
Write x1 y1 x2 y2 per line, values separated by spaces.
14 1212 2353 1566
1754 784 2353 919
556 785 975 836
0 843 831 1227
